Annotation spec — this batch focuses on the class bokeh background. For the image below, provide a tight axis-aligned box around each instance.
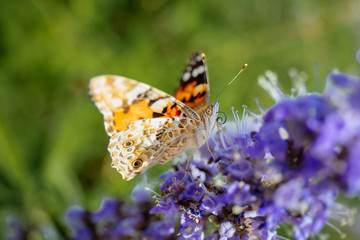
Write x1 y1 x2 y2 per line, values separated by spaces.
1 0 359 239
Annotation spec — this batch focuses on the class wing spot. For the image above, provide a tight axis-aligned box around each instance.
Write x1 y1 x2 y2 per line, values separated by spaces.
183 72 191 82
180 119 187 125
132 159 143 169
192 68 199 78
111 98 123 107
153 112 164 118
123 140 134 148
197 65 205 74
156 129 165 141
161 106 168 114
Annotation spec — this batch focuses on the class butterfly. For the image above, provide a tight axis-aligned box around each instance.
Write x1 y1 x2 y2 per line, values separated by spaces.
89 52 219 180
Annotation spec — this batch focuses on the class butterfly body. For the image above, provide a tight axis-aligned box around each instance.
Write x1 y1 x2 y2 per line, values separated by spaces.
90 53 218 180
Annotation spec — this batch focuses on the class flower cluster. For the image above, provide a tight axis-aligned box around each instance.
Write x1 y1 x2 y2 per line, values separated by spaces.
6 217 28 240
66 186 176 240
65 69 359 240
63 54 360 240
144 70 359 240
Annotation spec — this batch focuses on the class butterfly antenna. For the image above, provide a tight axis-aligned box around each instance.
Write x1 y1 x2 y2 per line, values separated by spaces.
212 63 248 104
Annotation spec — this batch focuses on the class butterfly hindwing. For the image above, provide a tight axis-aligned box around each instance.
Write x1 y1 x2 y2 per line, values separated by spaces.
108 117 201 180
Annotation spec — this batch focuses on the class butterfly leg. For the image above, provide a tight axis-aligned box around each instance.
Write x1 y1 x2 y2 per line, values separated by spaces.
204 129 216 161
178 148 198 184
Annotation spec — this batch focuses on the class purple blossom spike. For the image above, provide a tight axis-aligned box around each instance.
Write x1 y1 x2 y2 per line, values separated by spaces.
61 52 360 240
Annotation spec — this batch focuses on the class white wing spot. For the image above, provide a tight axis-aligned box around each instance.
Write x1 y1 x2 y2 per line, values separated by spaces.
151 98 171 111
111 98 123 107
192 68 199 78
146 91 158 99
126 85 150 102
196 54 202 61
113 78 127 90
183 72 191 82
197 66 205 74
186 66 192 71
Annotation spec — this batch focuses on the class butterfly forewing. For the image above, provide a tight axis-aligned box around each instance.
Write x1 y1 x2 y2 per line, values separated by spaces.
175 52 210 111
89 75 199 136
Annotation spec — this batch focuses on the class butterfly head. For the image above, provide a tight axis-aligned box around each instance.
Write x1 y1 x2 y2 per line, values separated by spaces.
201 101 220 136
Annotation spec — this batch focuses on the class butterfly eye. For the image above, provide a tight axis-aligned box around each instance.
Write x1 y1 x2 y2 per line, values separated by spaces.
132 159 143 169
205 107 213 116
123 140 134 148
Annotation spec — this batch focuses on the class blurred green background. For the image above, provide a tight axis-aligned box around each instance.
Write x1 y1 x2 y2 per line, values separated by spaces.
1 0 359 239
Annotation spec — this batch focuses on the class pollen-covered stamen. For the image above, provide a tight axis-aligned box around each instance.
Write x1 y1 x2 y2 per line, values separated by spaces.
329 203 356 227
258 71 285 102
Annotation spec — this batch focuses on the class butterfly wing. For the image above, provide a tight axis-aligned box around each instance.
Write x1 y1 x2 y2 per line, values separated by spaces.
90 75 205 180
108 117 201 180
89 75 199 136
174 52 210 111
90 53 215 181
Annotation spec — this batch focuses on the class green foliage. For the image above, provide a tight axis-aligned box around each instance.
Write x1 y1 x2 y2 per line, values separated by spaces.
0 0 359 238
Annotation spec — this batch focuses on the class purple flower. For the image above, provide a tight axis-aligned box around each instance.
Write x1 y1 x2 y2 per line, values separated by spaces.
142 220 175 239
224 160 253 181
62 54 360 240
132 185 152 203
6 217 29 240
150 196 179 215
199 193 224 215
66 187 175 239
159 169 190 192
221 181 256 206
219 220 236 240
177 210 204 240
66 207 94 240
178 182 205 203
325 72 360 109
